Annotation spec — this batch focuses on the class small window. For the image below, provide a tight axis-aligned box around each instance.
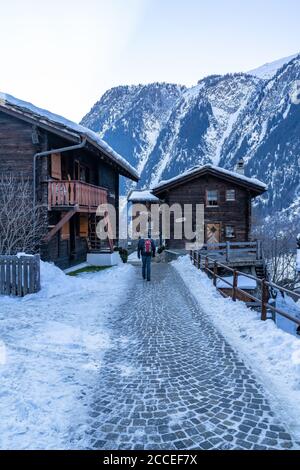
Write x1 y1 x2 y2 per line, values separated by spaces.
226 189 236 201
207 190 218 206
225 225 235 238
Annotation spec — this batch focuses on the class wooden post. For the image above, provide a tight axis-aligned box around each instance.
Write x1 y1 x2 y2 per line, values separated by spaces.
205 256 209 273
261 279 268 321
232 270 238 301
197 252 201 270
213 261 217 287
256 240 262 260
226 242 230 262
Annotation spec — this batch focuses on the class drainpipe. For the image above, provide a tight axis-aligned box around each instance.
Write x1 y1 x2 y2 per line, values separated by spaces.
33 137 87 207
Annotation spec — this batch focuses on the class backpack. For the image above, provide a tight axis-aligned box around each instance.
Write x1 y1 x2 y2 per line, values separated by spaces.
144 239 152 254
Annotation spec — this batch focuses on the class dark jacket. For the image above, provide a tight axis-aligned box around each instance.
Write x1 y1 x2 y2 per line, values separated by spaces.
138 238 156 258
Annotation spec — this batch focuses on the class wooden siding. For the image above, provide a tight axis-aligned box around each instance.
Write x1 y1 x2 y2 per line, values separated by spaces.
0 111 38 178
163 174 251 249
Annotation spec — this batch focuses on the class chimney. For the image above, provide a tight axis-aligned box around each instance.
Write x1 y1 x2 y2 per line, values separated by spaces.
235 158 245 175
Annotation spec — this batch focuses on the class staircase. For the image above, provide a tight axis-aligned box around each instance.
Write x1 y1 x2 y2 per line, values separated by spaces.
88 214 113 253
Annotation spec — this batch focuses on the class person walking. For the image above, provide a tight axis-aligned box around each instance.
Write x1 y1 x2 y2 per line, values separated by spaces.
137 236 156 281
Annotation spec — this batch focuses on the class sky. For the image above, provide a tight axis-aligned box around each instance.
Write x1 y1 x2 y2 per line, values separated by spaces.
0 0 299 122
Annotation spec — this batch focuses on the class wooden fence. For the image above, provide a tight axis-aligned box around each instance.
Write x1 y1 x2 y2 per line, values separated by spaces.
198 240 263 261
0 255 41 297
190 251 300 327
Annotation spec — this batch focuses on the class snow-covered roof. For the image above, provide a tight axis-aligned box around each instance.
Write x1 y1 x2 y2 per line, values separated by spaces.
152 164 267 193
128 190 159 203
0 92 139 181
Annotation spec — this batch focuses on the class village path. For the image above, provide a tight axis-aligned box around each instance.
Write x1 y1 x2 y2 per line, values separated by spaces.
86 262 297 450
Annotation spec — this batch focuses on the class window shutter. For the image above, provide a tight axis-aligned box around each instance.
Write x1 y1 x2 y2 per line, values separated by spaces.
51 153 62 179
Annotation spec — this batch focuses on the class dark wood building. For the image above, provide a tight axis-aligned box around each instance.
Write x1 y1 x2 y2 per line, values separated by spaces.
0 92 138 269
152 164 267 250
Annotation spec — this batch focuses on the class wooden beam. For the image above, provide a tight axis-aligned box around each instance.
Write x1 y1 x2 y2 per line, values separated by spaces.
44 205 78 243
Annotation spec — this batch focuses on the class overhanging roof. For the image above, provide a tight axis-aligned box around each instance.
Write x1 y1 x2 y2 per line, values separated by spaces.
0 92 139 182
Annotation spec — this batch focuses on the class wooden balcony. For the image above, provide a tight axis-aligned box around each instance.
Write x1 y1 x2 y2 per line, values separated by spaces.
48 180 108 212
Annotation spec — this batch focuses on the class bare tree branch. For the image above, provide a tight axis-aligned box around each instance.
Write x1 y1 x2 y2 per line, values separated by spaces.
0 174 47 255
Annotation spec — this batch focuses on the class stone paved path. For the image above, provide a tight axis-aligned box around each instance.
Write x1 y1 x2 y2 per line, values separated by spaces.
87 263 297 450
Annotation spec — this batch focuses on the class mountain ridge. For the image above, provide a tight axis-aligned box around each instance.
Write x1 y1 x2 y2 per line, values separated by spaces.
80 54 300 223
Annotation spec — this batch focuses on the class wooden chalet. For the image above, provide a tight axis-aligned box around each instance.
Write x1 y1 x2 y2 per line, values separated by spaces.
0 92 138 269
152 163 267 261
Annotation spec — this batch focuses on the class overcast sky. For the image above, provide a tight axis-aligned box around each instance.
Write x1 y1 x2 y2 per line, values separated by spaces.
1 0 299 121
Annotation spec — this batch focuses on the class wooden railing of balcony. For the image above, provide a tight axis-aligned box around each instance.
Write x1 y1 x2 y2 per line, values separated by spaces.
48 180 108 210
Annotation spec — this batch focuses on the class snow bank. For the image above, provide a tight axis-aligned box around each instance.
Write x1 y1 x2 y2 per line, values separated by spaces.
0 261 135 449
128 190 159 203
173 256 300 440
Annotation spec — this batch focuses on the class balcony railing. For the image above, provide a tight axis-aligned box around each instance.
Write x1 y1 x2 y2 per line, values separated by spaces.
48 180 108 210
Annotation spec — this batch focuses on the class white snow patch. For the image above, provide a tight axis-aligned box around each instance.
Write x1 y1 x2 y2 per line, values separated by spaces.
0 91 138 180
128 190 159 203
153 164 267 191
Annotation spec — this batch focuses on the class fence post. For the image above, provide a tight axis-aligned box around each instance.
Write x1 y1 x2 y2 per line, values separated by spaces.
205 256 209 273
232 270 238 301
226 242 230 262
261 279 268 321
213 261 217 287
197 252 201 270
189 250 193 262
256 240 262 260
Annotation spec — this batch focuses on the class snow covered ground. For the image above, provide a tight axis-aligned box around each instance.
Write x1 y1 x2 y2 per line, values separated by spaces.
173 256 300 441
0 261 135 449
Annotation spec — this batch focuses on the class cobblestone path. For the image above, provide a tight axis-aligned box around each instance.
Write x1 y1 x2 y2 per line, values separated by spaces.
87 263 297 450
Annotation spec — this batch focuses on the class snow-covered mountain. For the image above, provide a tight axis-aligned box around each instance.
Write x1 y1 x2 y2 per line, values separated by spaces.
81 54 300 222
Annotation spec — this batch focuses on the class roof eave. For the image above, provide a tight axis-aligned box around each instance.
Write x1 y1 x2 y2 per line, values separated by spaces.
0 104 139 182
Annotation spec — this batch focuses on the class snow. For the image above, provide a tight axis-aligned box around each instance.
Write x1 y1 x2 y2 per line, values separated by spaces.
248 54 299 80
216 275 257 290
153 163 267 191
0 260 135 449
173 256 300 440
297 249 300 273
276 294 300 337
128 251 141 263
0 91 138 180
128 190 159 203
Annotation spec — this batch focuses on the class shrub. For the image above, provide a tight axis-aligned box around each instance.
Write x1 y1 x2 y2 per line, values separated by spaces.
114 247 128 263
157 245 166 255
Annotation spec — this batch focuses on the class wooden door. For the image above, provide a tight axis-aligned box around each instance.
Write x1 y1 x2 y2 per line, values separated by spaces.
206 223 220 246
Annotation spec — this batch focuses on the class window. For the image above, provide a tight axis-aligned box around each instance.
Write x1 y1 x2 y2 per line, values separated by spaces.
207 190 218 206
225 225 235 238
226 189 236 201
